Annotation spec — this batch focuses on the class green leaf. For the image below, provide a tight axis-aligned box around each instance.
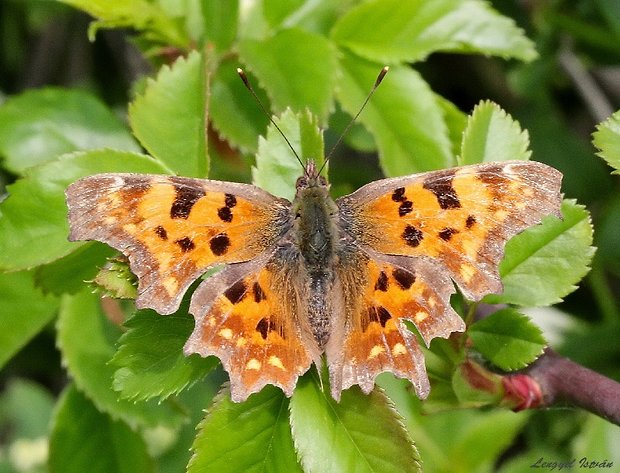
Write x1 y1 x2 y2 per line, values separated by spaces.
57 289 185 429
0 271 58 369
485 200 595 306
49 385 154 473
0 379 55 440
460 101 530 165
59 0 188 46
239 28 338 123
469 308 546 371
200 0 238 51
253 109 323 200
90 257 138 300
111 309 218 401
337 54 453 175
0 88 139 175
210 60 270 153
0 149 169 271
331 0 537 63
34 243 116 296
289 375 421 473
435 95 468 158
129 51 207 178
593 109 620 174
187 386 302 473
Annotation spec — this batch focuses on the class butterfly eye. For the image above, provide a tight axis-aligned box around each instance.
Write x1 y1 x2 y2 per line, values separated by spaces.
318 176 328 186
296 176 307 189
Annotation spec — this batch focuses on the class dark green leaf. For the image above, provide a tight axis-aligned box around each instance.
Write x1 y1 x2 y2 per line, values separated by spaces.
331 0 536 63
0 271 58 369
57 289 185 429
34 243 116 296
337 54 453 175
253 109 323 199
129 51 207 177
593 109 620 174
469 308 546 370
0 88 139 175
0 379 55 440
460 101 530 165
187 386 302 473
210 59 270 153
485 200 595 306
112 309 218 401
49 385 154 473
0 149 169 271
201 0 238 51
289 374 421 473
239 28 338 123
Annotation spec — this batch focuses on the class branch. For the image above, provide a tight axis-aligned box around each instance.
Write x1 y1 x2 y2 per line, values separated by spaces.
510 348 620 425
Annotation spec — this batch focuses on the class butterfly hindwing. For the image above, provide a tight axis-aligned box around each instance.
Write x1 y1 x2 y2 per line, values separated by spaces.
337 161 563 300
184 247 319 402
327 250 466 400
66 174 290 314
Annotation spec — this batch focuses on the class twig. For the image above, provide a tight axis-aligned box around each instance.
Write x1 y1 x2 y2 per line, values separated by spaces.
522 348 620 425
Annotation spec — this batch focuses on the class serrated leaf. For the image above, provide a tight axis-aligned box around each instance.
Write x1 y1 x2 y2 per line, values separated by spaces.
435 95 468 158
337 54 453 175
201 0 239 51
49 385 154 473
0 271 58 369
289 374 421 473
253 109 323 200
187 386 301 473
593 109 620 174
210 59 270 153
0 149 170 271
57 289 185 429
59 0 187 45
331 0 536 63
129 51 207 177
460 101 530 165
111 309 218 401
469 308 546 370
90 257 138 299
0 88 139 175
485 200 595 306
34 243 116 296
239 28 338 123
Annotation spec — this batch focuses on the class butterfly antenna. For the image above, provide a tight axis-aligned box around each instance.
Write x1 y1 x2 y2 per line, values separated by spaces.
237 68 306 172
317 66 389 176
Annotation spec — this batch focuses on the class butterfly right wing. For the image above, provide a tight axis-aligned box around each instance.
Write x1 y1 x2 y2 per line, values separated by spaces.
184 246 320 402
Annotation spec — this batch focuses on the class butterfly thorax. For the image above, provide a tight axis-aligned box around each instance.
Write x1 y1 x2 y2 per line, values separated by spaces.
292 161 339 347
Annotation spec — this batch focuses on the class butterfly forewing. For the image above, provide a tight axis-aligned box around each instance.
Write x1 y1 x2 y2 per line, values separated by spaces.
66 174 290 314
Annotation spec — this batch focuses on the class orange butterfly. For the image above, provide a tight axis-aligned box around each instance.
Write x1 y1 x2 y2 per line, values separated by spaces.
66 156 562 402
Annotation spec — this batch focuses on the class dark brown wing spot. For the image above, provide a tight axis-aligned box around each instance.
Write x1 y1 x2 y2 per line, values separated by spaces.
175 237 195 252
369 306 392 328
392 268 416 289
224 280 247 304
477 164 507 187
170 181 205 219
225 193 237 208
392 187 406 202
423 170 461 210
209 233 230 256
402 225 423 247
438 227 459 241
465 215 476 229
119 177 151 200
217 206 233 222
398 200 413 216
154 225 168 240
256 317 275 340
375 271 389 292
253 282 266 302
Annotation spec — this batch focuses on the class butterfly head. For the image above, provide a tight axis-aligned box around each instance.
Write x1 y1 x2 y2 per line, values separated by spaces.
296 160 329 194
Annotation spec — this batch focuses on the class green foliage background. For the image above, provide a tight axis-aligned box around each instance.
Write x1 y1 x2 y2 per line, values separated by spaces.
0 1 619 472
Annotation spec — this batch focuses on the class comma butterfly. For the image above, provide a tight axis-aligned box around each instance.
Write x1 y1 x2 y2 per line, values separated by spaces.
65 72 563 403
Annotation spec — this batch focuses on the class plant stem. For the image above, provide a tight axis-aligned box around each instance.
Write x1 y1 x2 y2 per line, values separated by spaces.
524 348 620 425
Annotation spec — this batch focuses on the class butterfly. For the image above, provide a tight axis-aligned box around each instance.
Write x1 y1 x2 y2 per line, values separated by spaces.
65 156 562 402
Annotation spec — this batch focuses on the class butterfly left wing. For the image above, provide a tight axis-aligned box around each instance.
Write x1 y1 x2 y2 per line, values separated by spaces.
184 247 319 402
328 160 562 399
66 174 290 314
